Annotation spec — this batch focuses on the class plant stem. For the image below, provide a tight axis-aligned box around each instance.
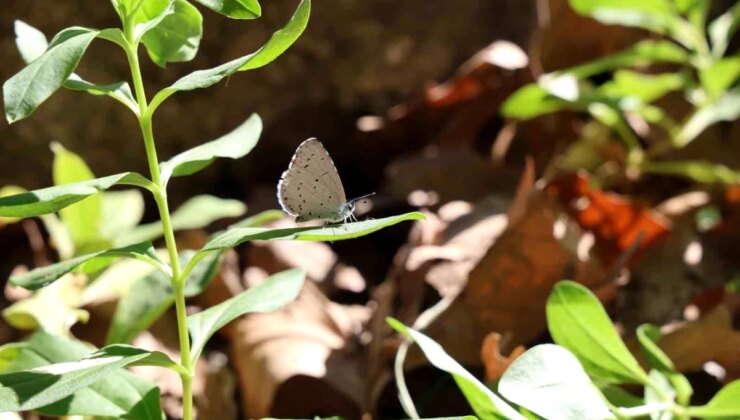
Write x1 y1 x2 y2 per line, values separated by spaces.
124 38 194 420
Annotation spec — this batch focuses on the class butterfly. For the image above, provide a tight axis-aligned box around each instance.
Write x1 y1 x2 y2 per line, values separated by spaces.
277 138 373 223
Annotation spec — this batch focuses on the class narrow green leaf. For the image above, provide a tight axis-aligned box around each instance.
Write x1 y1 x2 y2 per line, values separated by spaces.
499 344 614 420
709 3 740 58
676 86 740 147
150 0 310 109
160 113 262 183
641 160 740 184
546 281 650 384
700 57 740 99
0 331 163 418
192 0 261 19
568 0 675 33
4 26 99 123
501 83 571 119
229 209 285 228
201 212 425 252
119 194 246 245
689 380 740 419
13 21 138 115
636 324 674 372
565 40 689 79
107 251 221 344
52 143 103 252
0 172 152 218
600 70 686 105
142 0 203 67
0 340 174 412
387 318 524 420
188 268 305 364
10 242 161 291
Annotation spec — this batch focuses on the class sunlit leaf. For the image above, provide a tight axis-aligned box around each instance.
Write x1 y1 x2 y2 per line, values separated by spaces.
192 0 261 19
689 380 740 419
547 281 650 384
499 344 614 420
676 86 740 147
142 0 202 67
160 113 262 183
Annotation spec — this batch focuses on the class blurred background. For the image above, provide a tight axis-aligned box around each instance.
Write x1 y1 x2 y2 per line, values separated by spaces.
1 0 739 418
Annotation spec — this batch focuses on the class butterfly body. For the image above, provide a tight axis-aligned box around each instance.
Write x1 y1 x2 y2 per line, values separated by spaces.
278 138 367 223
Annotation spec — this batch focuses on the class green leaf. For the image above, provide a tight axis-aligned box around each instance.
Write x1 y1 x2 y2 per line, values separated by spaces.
188 268 305 364
676 86 740 147
636 324 674 372
546 281 650 384
192 0 261 19
142 0 203 67
13 21 139 115
4 26 99 123
700 57 740 99
689 380 740 419
149 0 310 110
565 40 689 79
501 83 571 120
0 331 163 418
160 113 262 183
387 318 524 420
0 339 177 413
10 241 161 290
641 160 740 184
100 189 146 241
129 0 175 40
52 143 103 252
499 344 614 420
568 0 675 33
201 212 425 252
0 172 152 218
229 209 285 228
600 70 686 106
709 3 740 58
0 186 26 225
120 194 247 245
3 274 88 336
107 251 221 344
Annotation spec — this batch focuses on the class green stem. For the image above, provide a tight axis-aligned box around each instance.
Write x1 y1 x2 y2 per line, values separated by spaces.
124 36 194 420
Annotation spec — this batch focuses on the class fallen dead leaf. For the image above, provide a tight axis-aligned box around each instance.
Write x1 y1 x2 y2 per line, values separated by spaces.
480 332 526 382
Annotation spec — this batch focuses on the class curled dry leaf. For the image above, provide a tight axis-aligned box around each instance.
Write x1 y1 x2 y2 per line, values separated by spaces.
480 332 526 382
547 172 671 266
229 276 371 418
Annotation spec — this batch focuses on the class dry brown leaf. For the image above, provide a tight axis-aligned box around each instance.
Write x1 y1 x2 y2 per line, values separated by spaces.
229 280 371 418
481 332 526 382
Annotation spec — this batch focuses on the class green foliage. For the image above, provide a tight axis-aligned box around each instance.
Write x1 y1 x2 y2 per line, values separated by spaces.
0 0 423 417
502 0 740 185
0 331 163 418
188 268 305 364
389 279 740 419
547 281 650 384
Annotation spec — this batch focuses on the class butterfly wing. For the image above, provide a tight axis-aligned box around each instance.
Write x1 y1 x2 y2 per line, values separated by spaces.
277 138 348 222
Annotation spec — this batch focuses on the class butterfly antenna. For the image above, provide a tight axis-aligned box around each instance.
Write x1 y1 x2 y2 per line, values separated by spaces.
349 192 376 204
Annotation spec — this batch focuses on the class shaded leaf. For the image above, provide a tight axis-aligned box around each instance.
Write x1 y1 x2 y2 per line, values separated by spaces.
188 268 305 364
387 318 524 420
0 331 163 419
107 251 221 344
636 324 675 372
546 281 650 384
120 194 246 245
4 26 99 123
499 344 614 420
0 172 152 218
10 241 161 290
676 86 740 147
101 189 146 241
160 113 262 183
229 209 285 228
149 0 310 108
142 0 203 67
192 0 261 19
